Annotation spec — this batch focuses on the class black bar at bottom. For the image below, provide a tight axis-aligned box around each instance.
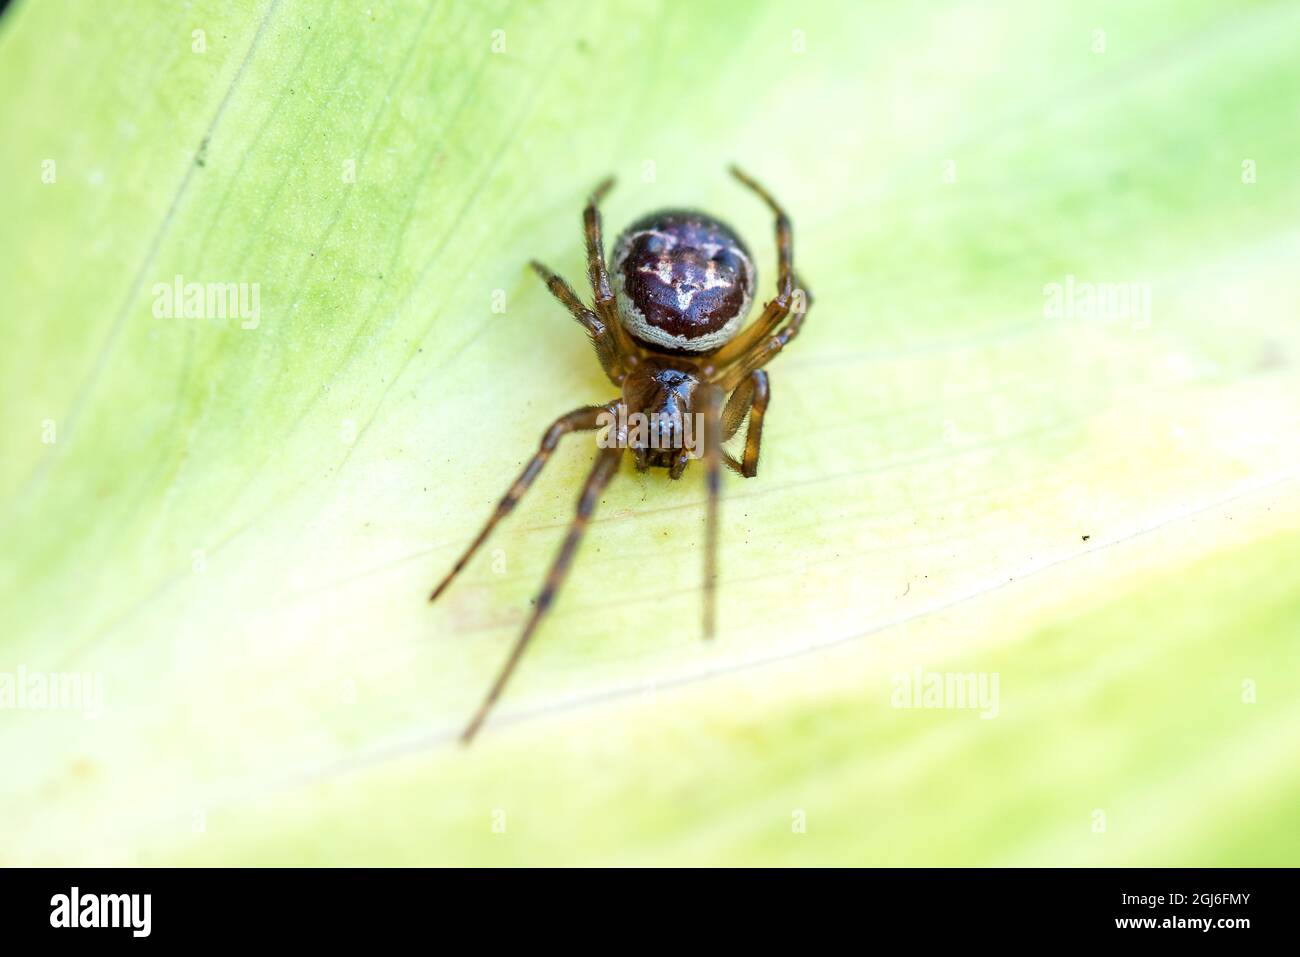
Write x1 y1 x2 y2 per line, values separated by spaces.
0 867 1291 943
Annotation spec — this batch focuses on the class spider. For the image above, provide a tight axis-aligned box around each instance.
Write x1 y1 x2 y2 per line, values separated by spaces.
430 166 811 743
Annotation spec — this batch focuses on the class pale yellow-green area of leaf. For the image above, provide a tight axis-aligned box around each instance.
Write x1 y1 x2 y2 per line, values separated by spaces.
0 0 1298 865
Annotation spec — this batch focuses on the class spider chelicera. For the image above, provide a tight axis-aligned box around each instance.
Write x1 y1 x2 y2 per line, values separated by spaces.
430 166 811 742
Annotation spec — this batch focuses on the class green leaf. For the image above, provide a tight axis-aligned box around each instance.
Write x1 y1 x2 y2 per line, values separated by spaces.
2 0 1298 865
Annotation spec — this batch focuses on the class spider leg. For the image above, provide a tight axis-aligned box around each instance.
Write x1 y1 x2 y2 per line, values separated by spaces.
707 166 794 370
721 372 756 440
529 260 622 384
429 403 614 603
702 384 724 640
721 370 770 477
717 286 809 392
460 444 624 743
582 178 641 363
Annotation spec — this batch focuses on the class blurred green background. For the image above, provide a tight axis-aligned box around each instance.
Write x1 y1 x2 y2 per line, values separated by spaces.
1 0 1298 865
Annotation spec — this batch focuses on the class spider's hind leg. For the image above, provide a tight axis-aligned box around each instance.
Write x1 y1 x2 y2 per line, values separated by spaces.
582 178 641 361
717 285 809 392
708 167 794 369
529 260 621 385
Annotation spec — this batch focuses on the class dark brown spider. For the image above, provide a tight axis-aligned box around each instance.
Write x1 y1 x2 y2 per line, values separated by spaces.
430 166 811 743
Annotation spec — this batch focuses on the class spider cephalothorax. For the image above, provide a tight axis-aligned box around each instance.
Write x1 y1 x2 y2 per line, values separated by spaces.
620 363 703 474
430 167 810 742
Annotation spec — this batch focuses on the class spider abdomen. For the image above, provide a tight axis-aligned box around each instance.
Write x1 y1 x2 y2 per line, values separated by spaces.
610 209 756 354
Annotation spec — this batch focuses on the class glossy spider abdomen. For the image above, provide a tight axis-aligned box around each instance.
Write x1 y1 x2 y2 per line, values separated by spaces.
610 209 756 354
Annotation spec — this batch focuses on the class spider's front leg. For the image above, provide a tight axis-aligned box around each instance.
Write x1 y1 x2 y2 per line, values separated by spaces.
460 444 624 743
721 370 771 478
428 402 615 603
701 383 724 640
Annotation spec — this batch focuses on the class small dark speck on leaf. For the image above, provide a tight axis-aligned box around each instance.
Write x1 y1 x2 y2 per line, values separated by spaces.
1082 534 1090 541
1254 340 1286 371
